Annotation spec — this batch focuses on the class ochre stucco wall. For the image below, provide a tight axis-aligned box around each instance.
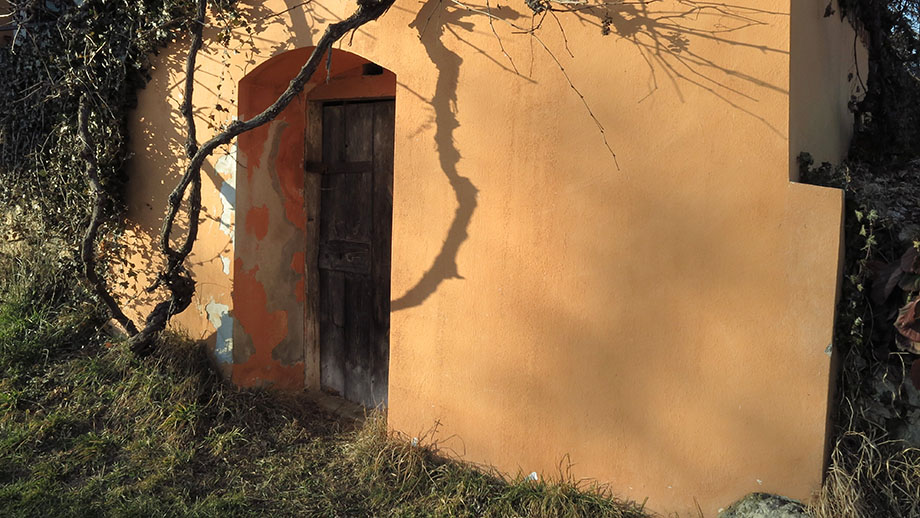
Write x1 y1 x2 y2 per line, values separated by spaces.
122 1 861 515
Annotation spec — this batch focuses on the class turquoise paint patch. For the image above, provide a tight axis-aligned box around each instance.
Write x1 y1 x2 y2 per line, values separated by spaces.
206 301 234 365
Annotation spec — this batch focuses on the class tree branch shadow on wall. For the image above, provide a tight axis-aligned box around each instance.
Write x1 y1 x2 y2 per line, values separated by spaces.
566 0 789 136
128 0 790 316
390 0 788 311
391 0 489 311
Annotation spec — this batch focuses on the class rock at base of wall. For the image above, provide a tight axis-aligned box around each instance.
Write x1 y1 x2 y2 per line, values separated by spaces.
719 493 810 518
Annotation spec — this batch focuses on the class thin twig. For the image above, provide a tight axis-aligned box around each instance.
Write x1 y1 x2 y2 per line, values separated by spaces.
531 33 619 168
449 0 617 167
549 10 573 58
255 0 315 22
485 0 519 74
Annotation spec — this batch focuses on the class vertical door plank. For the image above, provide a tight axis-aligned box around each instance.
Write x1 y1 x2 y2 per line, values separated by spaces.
303 102 323 390
319 269 346 396
320 104 345 242
342 102 375 406
338 103 373 243
319 104 346 396
345 102 374 162
322 104 345 164
371 101 395 407
344 274 373 406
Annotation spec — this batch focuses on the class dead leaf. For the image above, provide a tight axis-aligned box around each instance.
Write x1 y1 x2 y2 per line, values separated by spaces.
895 298 920 343
895 333 920 355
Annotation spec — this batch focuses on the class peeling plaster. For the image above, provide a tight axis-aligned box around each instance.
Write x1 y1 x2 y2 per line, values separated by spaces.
205 300 234 365
216 144 237 239
220 255 231 275
230 105 307 389
246 205 270 240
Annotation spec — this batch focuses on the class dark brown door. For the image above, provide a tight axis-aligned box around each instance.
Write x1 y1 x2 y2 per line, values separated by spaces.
317 100 393 408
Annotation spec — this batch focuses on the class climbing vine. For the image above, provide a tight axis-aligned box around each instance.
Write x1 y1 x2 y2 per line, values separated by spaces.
799 3 920 427
0 0 200 241
836 0 920 161
2 0 920 357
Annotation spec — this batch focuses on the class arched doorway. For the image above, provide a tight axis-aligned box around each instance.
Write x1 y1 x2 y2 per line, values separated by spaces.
233 48 395 408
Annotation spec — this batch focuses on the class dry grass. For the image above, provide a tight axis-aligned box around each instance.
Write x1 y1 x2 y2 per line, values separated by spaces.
0 329 649 518
6 237 920 517
808 327 920 518
341 413 647 518
810 431 920 518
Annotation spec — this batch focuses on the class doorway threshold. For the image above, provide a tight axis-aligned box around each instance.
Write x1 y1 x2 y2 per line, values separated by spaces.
304 389 374 423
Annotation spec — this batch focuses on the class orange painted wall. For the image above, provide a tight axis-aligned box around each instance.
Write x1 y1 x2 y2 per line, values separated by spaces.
121 1 861 515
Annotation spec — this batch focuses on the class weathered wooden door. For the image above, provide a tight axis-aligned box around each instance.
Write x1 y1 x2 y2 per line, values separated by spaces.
315 100 393 408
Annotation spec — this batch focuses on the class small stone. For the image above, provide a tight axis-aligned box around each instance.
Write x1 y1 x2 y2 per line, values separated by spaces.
718 493 809 518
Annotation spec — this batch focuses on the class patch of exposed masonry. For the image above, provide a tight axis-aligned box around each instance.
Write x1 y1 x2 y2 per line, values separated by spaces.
205 300 234 365
215 143 237 275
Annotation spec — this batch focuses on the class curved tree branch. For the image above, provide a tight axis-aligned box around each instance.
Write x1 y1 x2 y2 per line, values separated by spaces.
161 0 206 266
130 0 396 355
78 98 139 337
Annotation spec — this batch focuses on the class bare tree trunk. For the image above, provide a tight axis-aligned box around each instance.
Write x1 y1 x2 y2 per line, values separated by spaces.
77 99 140 337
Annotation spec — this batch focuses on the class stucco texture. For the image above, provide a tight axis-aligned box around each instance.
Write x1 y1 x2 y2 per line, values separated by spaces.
121 0 862 515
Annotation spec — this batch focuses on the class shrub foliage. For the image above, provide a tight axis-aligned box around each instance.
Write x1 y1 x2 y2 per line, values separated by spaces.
0 0 196 242
838 0 920 161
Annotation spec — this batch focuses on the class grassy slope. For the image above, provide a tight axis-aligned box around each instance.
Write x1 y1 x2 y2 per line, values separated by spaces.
0 331 648 518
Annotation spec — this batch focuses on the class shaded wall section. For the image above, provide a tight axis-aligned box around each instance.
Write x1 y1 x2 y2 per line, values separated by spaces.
121 0 859 515
120 22 239 378
790 0 869 178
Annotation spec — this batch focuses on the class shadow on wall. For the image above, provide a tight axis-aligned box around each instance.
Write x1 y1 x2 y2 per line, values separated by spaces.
118 0 318 324
416 172 834 514
391 0 484 311
390 0 788 310
570 0 789 135
118 34 191 321
124 0 789 325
